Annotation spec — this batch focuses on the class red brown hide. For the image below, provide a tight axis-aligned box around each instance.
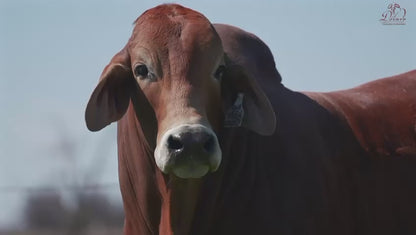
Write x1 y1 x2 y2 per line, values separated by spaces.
86 4 416 235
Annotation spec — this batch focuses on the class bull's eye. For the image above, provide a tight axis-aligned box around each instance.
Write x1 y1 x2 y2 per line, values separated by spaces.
134 64 149 78
214 65 226 80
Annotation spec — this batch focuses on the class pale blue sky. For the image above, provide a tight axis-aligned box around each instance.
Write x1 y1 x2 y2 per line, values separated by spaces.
0 0 415 228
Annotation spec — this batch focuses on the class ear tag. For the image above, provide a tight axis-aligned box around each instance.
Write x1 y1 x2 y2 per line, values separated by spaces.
224 93 245 127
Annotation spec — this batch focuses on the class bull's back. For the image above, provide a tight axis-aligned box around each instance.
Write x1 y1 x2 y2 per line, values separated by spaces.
305 70 416 234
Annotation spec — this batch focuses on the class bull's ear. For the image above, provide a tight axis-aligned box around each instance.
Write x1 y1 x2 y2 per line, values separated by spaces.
85 48 133 131
222 65 276 136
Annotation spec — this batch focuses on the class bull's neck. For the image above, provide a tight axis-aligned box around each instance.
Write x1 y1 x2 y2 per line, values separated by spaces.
158 175 204 235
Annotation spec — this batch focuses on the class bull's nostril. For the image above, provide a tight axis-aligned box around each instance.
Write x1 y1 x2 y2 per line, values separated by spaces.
203 136 215 153
167 135 184 151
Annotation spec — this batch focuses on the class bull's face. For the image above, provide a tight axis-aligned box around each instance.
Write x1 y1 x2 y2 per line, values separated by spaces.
129 8 225 179
85 4 276 179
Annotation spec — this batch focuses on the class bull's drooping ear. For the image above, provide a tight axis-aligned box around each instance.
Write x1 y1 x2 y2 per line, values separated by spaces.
85 47 133 131
222 65 276 136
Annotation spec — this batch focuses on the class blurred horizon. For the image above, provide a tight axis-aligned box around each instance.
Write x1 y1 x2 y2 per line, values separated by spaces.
1 0 415 232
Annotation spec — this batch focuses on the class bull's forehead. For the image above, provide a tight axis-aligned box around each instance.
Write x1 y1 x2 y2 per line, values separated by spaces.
129 4 222 74
132 4 213 41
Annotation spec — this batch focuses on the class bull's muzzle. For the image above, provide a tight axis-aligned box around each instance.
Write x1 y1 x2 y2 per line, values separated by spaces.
155 124 222 179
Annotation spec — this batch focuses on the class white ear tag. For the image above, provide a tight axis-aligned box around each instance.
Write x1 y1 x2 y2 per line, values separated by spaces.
224 93 244 127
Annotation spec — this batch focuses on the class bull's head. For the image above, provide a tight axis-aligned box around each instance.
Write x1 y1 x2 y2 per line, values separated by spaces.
85 4 276 179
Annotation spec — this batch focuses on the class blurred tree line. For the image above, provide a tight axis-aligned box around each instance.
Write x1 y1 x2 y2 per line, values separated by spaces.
23 190 124 235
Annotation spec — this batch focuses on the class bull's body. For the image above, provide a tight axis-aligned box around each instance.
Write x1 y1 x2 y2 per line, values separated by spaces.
118 69 416 235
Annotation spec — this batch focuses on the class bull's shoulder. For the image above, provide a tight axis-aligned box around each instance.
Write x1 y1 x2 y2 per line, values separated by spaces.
304 70 416 158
